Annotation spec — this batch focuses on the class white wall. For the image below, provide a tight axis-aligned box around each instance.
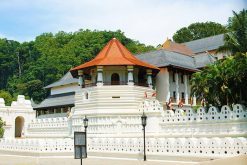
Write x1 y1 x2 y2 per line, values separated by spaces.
103 66 127 83
0 95 35 138
51 83 79 95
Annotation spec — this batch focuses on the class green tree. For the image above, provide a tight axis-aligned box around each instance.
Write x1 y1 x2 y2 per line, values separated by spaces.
218 9 247 54
0 90 13 106
191 52 247 106
0 117 5 138
173 22 227 43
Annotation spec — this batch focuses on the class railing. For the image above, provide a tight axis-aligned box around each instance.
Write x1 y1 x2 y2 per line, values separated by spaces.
103 81 128 85
82 83 97 88
134 82 149 87
81 81 149 88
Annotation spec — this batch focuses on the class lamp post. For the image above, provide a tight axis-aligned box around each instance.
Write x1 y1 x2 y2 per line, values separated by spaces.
83 116 88 158
141 113 147 161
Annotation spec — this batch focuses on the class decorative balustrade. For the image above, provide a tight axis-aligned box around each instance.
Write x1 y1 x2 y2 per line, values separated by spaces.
28 117 68 129
88 137 247 157
0 138 73 153
160 104 247 124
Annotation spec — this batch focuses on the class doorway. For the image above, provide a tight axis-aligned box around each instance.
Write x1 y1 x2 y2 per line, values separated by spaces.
111 73 120 85
15 116 24 138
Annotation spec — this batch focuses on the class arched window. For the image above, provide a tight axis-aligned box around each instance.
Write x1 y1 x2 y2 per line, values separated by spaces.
15 116 24 138
111 73 120 85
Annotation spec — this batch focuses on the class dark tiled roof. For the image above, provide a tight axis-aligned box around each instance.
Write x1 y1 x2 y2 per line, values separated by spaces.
34 92 75 109
184 34 224 53
193 53 216 68
136 49 215 70
44 72 78 89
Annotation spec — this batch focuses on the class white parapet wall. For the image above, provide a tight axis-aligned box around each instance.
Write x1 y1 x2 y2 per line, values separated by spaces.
0 93 246 160
26 117 70 138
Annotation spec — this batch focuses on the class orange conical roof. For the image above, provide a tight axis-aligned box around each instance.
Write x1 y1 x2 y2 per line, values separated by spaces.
70 38 159 71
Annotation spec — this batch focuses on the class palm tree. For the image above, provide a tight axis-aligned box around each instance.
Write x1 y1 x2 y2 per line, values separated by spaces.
218 9 247 54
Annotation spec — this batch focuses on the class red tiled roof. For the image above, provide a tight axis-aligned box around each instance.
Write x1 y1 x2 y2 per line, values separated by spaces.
71 38 159 71
161 39 194 56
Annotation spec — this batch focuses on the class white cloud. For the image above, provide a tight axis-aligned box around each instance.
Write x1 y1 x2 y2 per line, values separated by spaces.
0 0 245 45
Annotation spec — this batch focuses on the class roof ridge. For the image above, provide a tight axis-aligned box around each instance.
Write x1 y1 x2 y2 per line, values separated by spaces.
103 38 115 60
115 39 133 64
184 34 224 44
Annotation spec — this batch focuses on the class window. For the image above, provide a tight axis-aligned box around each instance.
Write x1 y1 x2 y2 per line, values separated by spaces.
181 92 185 99
172 72 175 82
181 74 184 84
173 91 176 100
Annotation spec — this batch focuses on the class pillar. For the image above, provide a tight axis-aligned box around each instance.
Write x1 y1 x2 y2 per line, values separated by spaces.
127 66 134 85
184 75 189 104
175 72 179 103
193 95 196 106
78 70 84 87
97 66 103 86
146 69 153 88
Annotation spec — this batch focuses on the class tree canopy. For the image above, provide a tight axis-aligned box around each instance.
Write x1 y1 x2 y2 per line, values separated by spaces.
0 29 155 103
172 22 227 43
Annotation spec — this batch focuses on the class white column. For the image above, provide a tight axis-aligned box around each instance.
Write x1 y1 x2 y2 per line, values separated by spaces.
127 66 134 85
184 75 189 104
97 66 103 86
175 72 179 103
147 69 153 88
193 95 196 106
78 70 84 87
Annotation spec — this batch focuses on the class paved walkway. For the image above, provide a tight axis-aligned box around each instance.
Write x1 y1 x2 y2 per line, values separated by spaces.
0 155 246 165
0 155 197 165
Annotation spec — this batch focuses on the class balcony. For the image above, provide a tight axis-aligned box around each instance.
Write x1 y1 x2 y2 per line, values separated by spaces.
81 81 149 88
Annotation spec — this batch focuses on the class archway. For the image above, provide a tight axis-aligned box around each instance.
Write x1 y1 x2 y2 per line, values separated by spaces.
15 116 24 138
111 73 120 85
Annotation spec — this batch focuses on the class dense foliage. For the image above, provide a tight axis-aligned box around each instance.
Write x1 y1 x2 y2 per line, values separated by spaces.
0 30 155 104
0 117 4 138
191 9 247 106
191 53 247 106
172 22 227 43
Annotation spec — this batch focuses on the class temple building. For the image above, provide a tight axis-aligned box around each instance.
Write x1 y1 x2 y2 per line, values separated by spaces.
34 36 219 113
136 39 215 104
34 72 79 118
70 37 159 88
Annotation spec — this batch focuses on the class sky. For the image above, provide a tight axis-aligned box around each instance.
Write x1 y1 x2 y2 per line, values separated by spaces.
0 0 245 46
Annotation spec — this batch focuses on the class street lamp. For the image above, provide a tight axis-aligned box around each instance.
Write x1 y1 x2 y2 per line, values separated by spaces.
141 113 147 161
83 116 88 158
